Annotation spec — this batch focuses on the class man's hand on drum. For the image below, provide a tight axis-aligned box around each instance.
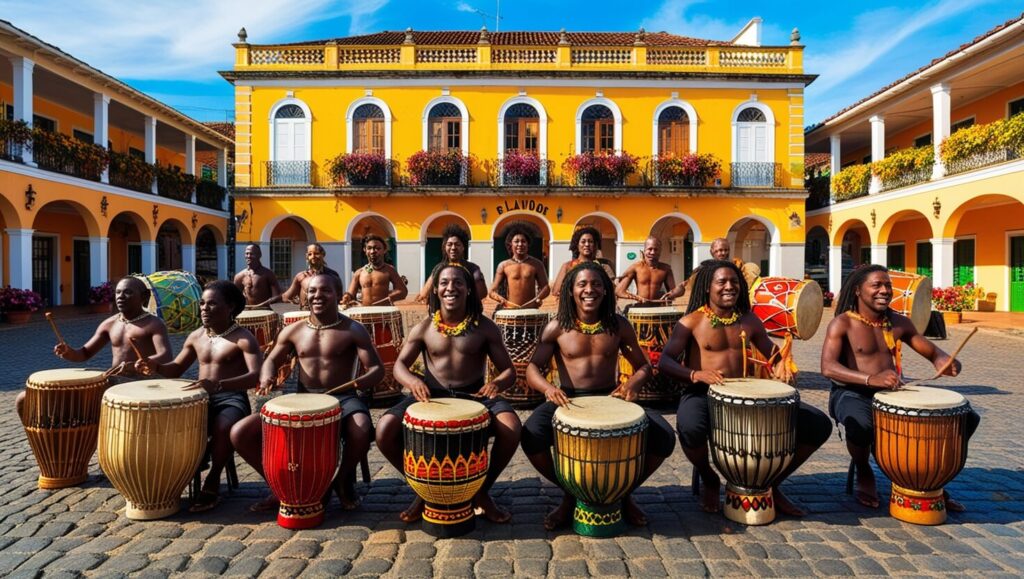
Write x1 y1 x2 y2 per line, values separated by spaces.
610 383 640 402
409 379 431 403
771 360 794 384
934 354 961 377
133 357 156 377
544 386 571 407
692 369 725 385
868 369 901 390
475 381 500 399
256 378 275 396
184 378 219 394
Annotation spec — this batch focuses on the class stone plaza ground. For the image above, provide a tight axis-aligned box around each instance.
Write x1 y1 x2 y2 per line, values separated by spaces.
0 310 1022 577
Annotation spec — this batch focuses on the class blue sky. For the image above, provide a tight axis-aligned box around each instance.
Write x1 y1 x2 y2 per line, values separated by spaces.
2 0 1021 124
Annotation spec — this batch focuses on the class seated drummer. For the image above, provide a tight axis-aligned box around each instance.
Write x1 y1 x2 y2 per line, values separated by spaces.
231 274 382 512
551 226 616 301
377 262 521 524
488 225 550 310
234 244 282 309
279 243 342 309
135 280 261 512
821 264 979 510
414 224 488 303
520 262 676 531
658 260 831 516
615 236 682 309
16 277 173 419
342 235 408 308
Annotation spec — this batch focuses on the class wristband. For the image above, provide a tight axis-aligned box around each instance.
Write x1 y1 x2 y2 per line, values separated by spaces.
864 374 871 386
690 370 696 383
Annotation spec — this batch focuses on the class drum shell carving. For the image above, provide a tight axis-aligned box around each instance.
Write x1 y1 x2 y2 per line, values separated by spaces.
492 309 550 408
619 306 685 403
346 306 406 405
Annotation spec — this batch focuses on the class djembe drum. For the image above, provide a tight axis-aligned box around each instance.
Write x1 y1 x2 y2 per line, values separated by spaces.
708 379 798 525
98 379 207 520
619 306 685 403
403 399 490 537
236 310 279 354
261 394 341 529
887 271 932 333
22 369 109 489
873 386 971 525
135 270 202 334
345 306 405 404
750 277 824 340
281 310 311 327
553 396 648 537
492 309 550 407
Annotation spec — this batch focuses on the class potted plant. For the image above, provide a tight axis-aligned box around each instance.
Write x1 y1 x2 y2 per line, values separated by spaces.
327 152 391 186
88 281 114 314
0 287 44 324
822 291 834 308
406 150 467 186
653 153 722 187
562 152 638 187
931 283 983 325
501 150 542 186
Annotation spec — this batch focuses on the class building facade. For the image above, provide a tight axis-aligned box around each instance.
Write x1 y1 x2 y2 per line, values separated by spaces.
805 14 1024 312
0 20 232 306
223 22 812 292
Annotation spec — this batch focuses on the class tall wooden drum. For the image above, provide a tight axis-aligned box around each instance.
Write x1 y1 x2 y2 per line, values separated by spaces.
403 399 490 537
620 306 685 403
873 386 971 525
98 379 208 519
280 310 311 327
492 308 550 407
553 397 648 537
750 277 824 340
346 306 405 404
22 369 110 489
236 310 279 354
708 379 798 525
887 271 932 333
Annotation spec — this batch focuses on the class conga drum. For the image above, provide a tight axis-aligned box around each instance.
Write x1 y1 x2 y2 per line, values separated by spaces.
281 310 311 327
135 270 202 334
619 306 685 403
552 397 648 537
873 386 971 525
261 394 342 529
22 369 109 489
345 306 405 404
98 379 207 520
236 310 279 354
750 277 824 340
708 379 798 525
403 399 490 537
492 309 550 407
887 271 932 333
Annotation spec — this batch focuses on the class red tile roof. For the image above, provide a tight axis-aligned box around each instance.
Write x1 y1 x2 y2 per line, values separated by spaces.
284 30 729 47
202 122 235 140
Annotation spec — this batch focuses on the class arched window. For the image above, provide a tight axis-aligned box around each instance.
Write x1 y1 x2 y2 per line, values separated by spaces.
731 102 775 187
352 103 385 154
269 99 312 186
734 106 769 163
658 106 690 157
581 105 614 154
504 103 539 155
428 102 462 152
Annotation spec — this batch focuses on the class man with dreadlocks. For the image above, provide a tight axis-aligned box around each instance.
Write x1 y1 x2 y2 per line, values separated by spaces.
489 224 550 309
522 262 676 530
342 234 408 307
659 260 831 515
551 226 616 300
378 262 521 524
280 243 342 309
821 264 979 509
415 223 488 303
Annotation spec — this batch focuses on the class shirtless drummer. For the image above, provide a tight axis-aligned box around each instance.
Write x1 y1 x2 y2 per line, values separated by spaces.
615 236 682 308
233 244 282 308
342 235 408 308
488 224 550 310
280 243 342 309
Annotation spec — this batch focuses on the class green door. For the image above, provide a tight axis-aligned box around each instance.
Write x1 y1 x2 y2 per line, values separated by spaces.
887 245 905 272
424 237 443 284
954 239 975 285
1011 236 1024 312
916 241 933 279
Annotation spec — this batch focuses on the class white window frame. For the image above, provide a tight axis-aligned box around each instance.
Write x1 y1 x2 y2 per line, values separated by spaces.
730 99 775 164
651 99 698 157
422 96 469 155
496 96 548 161
268 97 313 163
575 97 622 155
345 97 392 158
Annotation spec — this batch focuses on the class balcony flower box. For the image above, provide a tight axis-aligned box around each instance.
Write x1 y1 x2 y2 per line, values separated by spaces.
562 152 638 187
30 128 109 181
406 149 468 186
327 152 393 186
940 112 1024 175
109 151 157 193
501 150 543 186
196 179 226 209
652 153 721 187
832 164 871 201
0 118 32 161
156 164 198 202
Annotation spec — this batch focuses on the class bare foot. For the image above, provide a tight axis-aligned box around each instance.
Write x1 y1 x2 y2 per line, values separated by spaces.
337 481 361 511
249 493 279 513
772 487 806 517
699 473 721 513
399 497 424 523
623 495 648 526
944 491 966 513
544 494 574 531
854 468 879 508
474 493 511 523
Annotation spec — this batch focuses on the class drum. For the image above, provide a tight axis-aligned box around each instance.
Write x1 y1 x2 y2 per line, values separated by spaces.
708 379 798 525
492 309 550 407
887 271 932 333
873 386 971 525
98 379 207 519
403 399 490 537
345 306 405 404
750 277 824 340
281 310 311 327
22 369 109 489
619 306 685 403
262 394 342 529
236 310 279 353
552 397 648 537
135 270 202 334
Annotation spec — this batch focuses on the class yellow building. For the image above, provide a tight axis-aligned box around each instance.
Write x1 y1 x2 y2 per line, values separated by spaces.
0 21 232 306
223 21 813 292
805 13 1024 312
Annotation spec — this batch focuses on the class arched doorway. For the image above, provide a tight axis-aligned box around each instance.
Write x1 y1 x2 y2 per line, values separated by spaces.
944 193 1024 311
492 214 550 275
108 211 150 279
574 213 620 273
195 226 220 284
835 219 870 288
157 221 187 271
806 225 829 291
268 217 314 280
349 214 397 269
422 213 472 284
650 214 700 282
879 210 932 278
31 201 99 306
727 217 774 274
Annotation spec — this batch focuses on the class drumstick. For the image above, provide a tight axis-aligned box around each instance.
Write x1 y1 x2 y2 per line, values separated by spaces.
127 338 145 360
370 296 393 306
902 327 978 387
103 362 127 378
45 312 65 345
323 379 358 395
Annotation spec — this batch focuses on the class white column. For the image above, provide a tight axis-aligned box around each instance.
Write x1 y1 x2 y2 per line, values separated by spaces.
931 237 955 288
217 149 228 187
870 244 887 267
335 242 351 287
185 135 197 204
693 241 712 265
140 240 157 274
615 242 645 277
10 57 35 166
181 244 196 273
828 244 843 295
469 240 493 283
88 236 110 288
216 244 227 280
6 228 34 290
144 116 158 194
829 134 842 198
93 94 110 183
930 83 951 180
778 243 805 279
549 240 571 280
869 115 885 194
395 240 421 295
767 241 783 277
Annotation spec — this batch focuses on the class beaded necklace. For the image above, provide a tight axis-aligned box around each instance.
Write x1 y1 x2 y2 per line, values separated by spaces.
846 310 902 376
700 305 740 328
433 311 475 337
307 317 345 331
206 323 239 341
575 319 604 334
118 311 151 325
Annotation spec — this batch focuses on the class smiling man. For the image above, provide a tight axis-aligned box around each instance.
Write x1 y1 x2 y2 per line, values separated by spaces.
281 243 341 310
489 224 550 310
342 235 408 307
233 244 282 308
415 224 488 303
551 226 616 299
615 236 680 308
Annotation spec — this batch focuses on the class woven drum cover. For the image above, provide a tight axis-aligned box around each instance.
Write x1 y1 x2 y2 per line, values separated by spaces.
263 393 340 416
709 378 796 401
554 396 646 430
874 385 966 411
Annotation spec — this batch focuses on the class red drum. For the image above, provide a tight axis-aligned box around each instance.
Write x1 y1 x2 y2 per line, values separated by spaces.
750 277 824 340
280 310 311 327
887 271 932 333
236 310 279 354
345 306 405 405
261 394 341 529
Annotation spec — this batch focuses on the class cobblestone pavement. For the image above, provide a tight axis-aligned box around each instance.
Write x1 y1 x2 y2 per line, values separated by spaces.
1 311 1022 577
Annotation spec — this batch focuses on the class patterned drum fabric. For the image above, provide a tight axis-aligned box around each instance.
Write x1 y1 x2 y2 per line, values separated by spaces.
135 271 203 334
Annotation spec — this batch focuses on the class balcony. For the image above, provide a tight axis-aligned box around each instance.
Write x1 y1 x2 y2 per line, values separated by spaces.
326 153 394 187
30 128 107 182
407 150 469 187
265 160 321 187
499 151 550 187
730 162 782 188
648 154 722 188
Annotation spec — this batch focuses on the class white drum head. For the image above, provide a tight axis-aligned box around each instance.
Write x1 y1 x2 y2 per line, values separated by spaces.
236 310 276 322
28 368 107 387
282 311 311 323
493 308 547 320
406 398 487 421
710 379 796 400
263 393 340 416
627 306 685 319
104 379 206 404
553 396 646 430
874 385 966 410
346 306 399 316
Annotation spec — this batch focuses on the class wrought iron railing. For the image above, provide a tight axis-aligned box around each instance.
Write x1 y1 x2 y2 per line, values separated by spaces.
945 148 1020 176
499 160 551 187
266 160 318 187
730 162 781 187
1 139 23 162
410 157 469 187
196 180 227 209
331 159 395 188
647 156 720 188
880 167 932 192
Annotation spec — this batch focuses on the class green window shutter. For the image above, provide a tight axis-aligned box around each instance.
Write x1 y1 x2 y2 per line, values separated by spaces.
916 241 933 279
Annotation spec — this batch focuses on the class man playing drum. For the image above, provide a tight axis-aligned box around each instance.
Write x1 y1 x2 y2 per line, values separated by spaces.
551 226 616 299
232 274 383 512
521 262 677 530
280 243 342 309
342 235 408 308
489 224 550 310
658 260 831 515
234 244 282 309
821 264 980 509
378 263 520 524
616 236 682 308
135 281 261 512
415 224 488 303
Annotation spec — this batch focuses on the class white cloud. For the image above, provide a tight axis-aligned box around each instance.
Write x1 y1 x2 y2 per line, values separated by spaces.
0 0 389 80
638 0 787 44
